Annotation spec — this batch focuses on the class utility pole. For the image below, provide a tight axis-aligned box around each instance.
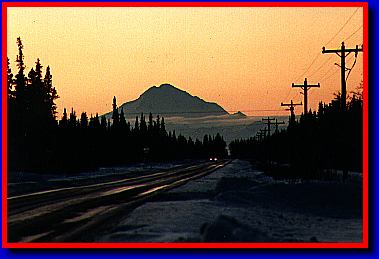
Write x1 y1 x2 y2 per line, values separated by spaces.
259 128 267 139
322 42 363 111
262 117 276 137
274 119 285 133
256 132 264 142
292 78 320 115
322 42 363 182
258 127 270 168
281 100 302 125
261 118 275 169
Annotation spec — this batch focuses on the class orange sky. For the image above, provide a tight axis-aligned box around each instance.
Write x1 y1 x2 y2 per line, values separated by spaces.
7 7 363 116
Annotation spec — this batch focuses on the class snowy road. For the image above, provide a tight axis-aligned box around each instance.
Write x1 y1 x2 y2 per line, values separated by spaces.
97 160 362 243
7 159 362 243
7 160 231 242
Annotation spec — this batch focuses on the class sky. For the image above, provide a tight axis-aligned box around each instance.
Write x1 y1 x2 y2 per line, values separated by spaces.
7 7 363 117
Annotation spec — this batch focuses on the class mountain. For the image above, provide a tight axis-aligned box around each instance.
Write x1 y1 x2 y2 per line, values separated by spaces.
230 111 247 118
109 84 229 118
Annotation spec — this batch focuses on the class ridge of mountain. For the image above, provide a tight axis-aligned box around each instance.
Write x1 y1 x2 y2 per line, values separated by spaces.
106 83 229 118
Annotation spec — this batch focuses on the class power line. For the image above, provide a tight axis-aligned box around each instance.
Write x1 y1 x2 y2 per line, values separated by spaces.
343 26 363 42
318 65 338 82
287 87 301 104
324 7 360 46
309 55 334 79
262 117 276 137
292 7 360 85
319 53 355 82
322 42 363 110
283 87 294 101
318 57 359 90
293 53 320 83
346 53 360 81
292 78 320 115
320 53 357 82
322 68 340 82
294 91 303 103
318 46 356 81
281 100 302 125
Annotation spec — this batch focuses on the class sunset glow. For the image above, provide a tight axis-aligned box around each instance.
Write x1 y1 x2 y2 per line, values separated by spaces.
7 6 363 116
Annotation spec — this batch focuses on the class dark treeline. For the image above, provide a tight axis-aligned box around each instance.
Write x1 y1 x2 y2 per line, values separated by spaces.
56 99 227 170
229 89 362 177
8 38 227 172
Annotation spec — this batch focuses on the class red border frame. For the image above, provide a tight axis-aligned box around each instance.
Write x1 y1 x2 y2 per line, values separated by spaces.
1 1 369 249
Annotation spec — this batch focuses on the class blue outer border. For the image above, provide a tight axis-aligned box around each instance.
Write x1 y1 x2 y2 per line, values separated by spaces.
0 0 376 257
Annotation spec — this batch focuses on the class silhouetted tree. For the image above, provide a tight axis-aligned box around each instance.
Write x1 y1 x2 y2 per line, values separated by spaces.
119 108 127 129
101 115 107 130
7 57 14 100
60 108 68 127
112 96 119 127
80 112 88 128
160 117 166 135
134 116 139 132
94 113 101 128
14 37 26 107
8 39 229 171
140 113 147 133
44 66 59 121
148 112 153 133
230 90 363 178
69 108 77 128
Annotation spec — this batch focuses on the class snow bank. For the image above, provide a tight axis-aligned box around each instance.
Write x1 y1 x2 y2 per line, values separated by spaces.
98 160 362 242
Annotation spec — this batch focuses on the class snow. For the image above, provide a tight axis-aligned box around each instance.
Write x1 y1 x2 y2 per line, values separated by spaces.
7 161 192 197
98 160 362 243
165 116 288 144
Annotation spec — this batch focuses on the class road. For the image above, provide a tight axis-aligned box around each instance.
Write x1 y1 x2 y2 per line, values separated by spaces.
7 159 230 243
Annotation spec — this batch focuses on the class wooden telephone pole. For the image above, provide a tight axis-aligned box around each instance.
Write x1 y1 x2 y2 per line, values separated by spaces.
259 128 267 139
262 117 276 137
292 78 320 115
281 100 302 125
322 42 363 182
274 119 285 133
262 118 276 168
256 132 264 142
322 42 363 111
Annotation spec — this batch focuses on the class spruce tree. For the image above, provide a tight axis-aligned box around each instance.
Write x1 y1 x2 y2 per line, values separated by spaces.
69 108 77 128
119 108 127 129
160 117 166 135
148 112 153 133
60 108 68 127
94 113 101 128
156 115 161 132
100 115 107 130
15 37 26 106
7 57 14 100
112 96 119 127
140 113 147 133
44 66 59 121
134 116 139 132
80 112 88 128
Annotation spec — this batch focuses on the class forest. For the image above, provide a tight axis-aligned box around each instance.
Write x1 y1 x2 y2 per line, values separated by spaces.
7 37 363 176
7 38 228 172
229 89 363 178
